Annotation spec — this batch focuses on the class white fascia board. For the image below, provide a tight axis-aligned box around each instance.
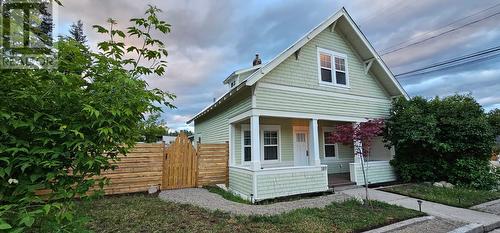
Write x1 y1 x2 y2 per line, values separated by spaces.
187 82 246 124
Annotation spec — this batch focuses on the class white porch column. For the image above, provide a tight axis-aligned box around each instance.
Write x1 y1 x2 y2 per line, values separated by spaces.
229 123 236 166
353 122 363 163
309 119 321 166
250 115 261 170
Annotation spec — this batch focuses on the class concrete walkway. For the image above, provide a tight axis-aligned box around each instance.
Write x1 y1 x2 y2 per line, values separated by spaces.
363 216 466 233
340 188 500 232
472 199 500 216
159 188 350 216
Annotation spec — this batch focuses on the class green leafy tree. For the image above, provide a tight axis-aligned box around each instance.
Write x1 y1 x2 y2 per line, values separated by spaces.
489 109 500 156
167 130 193 137
488 109 500 137
139 113 167 143
69 20 87 44
384 95 495 188
0 5 174 232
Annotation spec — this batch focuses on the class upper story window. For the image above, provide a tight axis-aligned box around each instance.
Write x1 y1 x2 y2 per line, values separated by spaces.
318 48 349 87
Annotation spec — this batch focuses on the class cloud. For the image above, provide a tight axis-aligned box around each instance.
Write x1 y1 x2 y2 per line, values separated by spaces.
57 0 500 130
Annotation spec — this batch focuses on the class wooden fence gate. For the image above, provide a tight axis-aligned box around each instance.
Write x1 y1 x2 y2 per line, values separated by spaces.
162 133 198 189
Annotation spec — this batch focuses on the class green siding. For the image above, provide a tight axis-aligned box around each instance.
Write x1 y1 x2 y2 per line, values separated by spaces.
255 87 391 118
229 168 253 199
350 161 397 185
194 89 251 143
255 26 392 119
255 167 328 200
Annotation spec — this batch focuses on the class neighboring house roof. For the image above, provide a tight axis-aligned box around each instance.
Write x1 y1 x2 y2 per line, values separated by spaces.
222 64 262 84
187 7 408 124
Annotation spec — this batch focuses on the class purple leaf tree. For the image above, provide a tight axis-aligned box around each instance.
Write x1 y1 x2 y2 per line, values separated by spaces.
327 118 385 202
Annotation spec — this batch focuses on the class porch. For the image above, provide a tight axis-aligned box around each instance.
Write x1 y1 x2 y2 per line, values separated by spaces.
227 114 396 202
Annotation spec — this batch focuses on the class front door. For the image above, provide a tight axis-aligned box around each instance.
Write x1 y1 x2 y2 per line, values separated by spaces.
294 129 309 166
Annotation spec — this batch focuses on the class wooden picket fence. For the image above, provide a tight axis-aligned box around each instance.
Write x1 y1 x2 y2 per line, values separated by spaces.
37 134 230 195
36 143 165 196
101 143 165 195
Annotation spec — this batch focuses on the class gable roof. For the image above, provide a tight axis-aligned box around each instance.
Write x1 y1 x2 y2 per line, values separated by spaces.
244 7 408 98
187 7 408 124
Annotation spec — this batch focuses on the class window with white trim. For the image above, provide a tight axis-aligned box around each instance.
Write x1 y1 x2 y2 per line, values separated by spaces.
318 48 348 86
243 130 251 162
263 130 279 161
323 129 338 158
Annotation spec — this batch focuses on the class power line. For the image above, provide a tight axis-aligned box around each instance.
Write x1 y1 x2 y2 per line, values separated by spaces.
379 2 500 54
396 52 500 78
395 45 500 78
380 10 500 56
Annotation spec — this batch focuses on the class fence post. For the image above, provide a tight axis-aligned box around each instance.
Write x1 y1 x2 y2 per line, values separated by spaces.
225 141 229 187
196 143 201 187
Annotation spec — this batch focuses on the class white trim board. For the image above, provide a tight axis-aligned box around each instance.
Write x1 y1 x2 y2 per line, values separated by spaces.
229 109 370 123
254 109 368 123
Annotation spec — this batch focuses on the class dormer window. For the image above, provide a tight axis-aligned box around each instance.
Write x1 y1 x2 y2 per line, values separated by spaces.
230 80 236 88
317 48 349 87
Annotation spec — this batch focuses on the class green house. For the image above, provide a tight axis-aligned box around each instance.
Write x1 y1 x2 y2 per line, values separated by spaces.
187 8 408 202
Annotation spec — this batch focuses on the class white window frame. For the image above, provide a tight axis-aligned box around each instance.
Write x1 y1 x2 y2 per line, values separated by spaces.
317 47 350 88
260 125 281 163
322 127 339 160
240 124 252 165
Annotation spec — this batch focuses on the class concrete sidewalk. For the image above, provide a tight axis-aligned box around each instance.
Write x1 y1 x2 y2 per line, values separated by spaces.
340 188 500 232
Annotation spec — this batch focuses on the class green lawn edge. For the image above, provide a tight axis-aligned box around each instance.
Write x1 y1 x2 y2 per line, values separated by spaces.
380 183 500 208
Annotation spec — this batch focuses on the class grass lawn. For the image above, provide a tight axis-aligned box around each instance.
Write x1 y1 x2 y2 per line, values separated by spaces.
204 186 251 204
381 183 500 208
76 194 424 233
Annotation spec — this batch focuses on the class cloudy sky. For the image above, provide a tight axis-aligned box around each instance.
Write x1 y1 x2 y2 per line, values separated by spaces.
56 0 500 131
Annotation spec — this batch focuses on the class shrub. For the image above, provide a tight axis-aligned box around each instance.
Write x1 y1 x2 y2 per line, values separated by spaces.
449 158 499 190
384 95 495 186
0 6 174 232
390 156 449 182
